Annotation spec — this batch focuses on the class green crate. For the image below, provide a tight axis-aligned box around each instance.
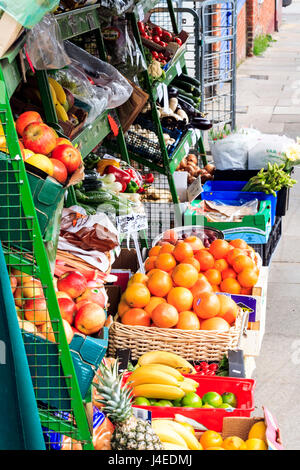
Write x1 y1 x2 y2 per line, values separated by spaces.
184 200 272 245
0 153 66 250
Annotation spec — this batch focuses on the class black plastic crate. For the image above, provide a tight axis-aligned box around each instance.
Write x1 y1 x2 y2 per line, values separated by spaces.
249 216 282 266
214 169 291 217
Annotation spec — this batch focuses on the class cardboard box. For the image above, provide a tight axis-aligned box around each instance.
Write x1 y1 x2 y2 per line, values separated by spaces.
0 12 24 59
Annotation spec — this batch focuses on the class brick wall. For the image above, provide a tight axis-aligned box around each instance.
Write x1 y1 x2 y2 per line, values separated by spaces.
237 3 247 64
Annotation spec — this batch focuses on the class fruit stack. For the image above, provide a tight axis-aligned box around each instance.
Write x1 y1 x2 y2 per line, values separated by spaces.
118 232 260 331
14 111 82 185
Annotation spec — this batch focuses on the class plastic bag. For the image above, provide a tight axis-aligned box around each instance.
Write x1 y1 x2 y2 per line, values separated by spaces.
209 128 261 171
25 14 71 70
201 199 259 222
98 0 134 16
64 41 133 109
93 407 114 450
248 134 295 170
103 18 146 81
51 63 108 124
0 0 59 28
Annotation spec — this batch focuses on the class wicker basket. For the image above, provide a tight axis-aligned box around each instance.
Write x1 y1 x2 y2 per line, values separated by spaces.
108 309 247 362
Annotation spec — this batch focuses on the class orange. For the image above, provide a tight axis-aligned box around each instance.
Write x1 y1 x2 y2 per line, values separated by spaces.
232 255 255 274
200 430 223 450
155 253 177 272
240 286 253 295
26 154 54 176
124 283 151 308
184 235 204 252
147 268 165 278
209 239 230 260
162 229 178 244
151 303 179 328
222 436 245 450
160 243 175 254
206 447 225 450
121 308 151 327
148 246 161 257
182 257 200 272
211 284 221 292
173 241 194 262
221 267 237 280
128 273 149 286
204 268 222 286
190 279 213 297
214 258 229 272
147 271 173 297
145 256 157 272
167 287 193 312
118 300 130 317
220 278 241 295
172 263 198 289
227 248 244 266
144 297 166 315
229 239 248 250
195 250 215 271
217 294 238 325
238 268 259 288
193 292 220 319
201 317 230 331
176 311 200 330
198 272 208 281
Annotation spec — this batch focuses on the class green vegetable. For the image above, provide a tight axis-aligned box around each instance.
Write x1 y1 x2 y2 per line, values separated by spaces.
242 162 297 195
126 181 139 193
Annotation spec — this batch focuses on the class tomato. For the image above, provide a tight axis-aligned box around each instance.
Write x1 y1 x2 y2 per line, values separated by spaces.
174 37 183 46
200 361 209 369
162 31 173 42
209 363 218 371
153 26 163 36
159 40 167 47
153 35 161 44
151 51 159 59
138 21 145 33
158 52 165 59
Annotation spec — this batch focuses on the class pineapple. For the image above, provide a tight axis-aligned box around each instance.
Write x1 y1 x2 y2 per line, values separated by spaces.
93 361 163 450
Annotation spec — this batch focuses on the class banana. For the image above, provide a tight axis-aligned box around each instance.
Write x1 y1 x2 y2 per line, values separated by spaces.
179 379 198 394
48 77 67 105
183 377 199 387
138 351 196 374
152 421 188 449
162 442 189 451
55 102 69 122
126 367 179 388
48 83 58 105
133 364 184 382
133 384 185 400
167 420 203 450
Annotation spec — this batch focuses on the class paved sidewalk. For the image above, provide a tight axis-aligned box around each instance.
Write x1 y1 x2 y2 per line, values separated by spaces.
236 1 300 450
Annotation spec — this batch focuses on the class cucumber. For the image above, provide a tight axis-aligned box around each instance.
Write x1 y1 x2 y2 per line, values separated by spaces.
180 73 201 88
173 86 194 101
178 94 195 106
172 79 195 94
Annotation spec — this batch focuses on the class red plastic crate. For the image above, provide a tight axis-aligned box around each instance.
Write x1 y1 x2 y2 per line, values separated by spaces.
125 373 255 432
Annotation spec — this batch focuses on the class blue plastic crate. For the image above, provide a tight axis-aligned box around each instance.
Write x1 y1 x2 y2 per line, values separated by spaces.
201 180 277 226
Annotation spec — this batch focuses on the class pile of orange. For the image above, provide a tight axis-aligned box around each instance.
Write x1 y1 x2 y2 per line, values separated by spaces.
118 232 260 331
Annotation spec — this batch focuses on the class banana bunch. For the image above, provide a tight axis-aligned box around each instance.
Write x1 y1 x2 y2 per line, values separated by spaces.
138 351 196 375
152 419 203 450
48 77 69 122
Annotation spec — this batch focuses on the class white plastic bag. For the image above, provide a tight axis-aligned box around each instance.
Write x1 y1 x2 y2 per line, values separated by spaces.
25 14 71 70
209 128 261 170
248 134 295 170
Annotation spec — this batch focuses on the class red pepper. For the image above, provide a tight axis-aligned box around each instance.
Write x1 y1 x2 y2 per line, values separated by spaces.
143 173 154 184
126 168 141 186
104 165 131 192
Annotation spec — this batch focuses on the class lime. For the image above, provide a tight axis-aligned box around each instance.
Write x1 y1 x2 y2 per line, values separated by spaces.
181 392 202 408
222 392 237 408
202 404 214 409
133 397 151 406
148 399 157 406
218 403 234 409
155 400 173 407
173 398 183 407
202 391 223 408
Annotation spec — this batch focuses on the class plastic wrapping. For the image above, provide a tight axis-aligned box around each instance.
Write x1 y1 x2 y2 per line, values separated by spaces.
200 199 259 222
103 18 146 81
93 407 114 450
51 63 108 124
248 134 295 170
0 0 59 28
64 41 133 109
25 14 71 70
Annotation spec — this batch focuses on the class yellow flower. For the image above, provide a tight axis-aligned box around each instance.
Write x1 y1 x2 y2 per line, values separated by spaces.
285 144 300 162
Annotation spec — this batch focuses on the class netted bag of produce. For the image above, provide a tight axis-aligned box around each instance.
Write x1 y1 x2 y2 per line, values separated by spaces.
25 14 71 70
64 41 133 109
0 0 59 28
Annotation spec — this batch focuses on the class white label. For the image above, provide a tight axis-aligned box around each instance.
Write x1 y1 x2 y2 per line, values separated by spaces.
176 61 182 76
157 83 163 102
137 4 144 21
184 140 190 155
133 407 152 423
187 176 202 202
191 129 197 146
117 213 148 234
162 83 169 112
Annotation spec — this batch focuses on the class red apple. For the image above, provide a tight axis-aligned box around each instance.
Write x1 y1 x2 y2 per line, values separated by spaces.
16 111 43 137
24 297 49 325
76 288 106 308
56 137 73 147
50 158 68 184
57 271 87 299
74 302 106 335
76 300 90 311
10 275 17 294
58 297 76 325
23 122 57 155
51 144 82 174
56 291 72 301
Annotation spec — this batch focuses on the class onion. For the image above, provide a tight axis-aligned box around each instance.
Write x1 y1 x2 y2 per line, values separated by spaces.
187 154 198 165
205 163 216 174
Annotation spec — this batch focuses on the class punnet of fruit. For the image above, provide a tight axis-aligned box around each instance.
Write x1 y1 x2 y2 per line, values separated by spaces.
117 232 260 331
14 111 83 186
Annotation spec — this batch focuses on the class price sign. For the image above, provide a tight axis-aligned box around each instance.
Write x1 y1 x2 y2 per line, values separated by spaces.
176 61 182 77
157 83 163 102
187 176 202 202
117 213 148 234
